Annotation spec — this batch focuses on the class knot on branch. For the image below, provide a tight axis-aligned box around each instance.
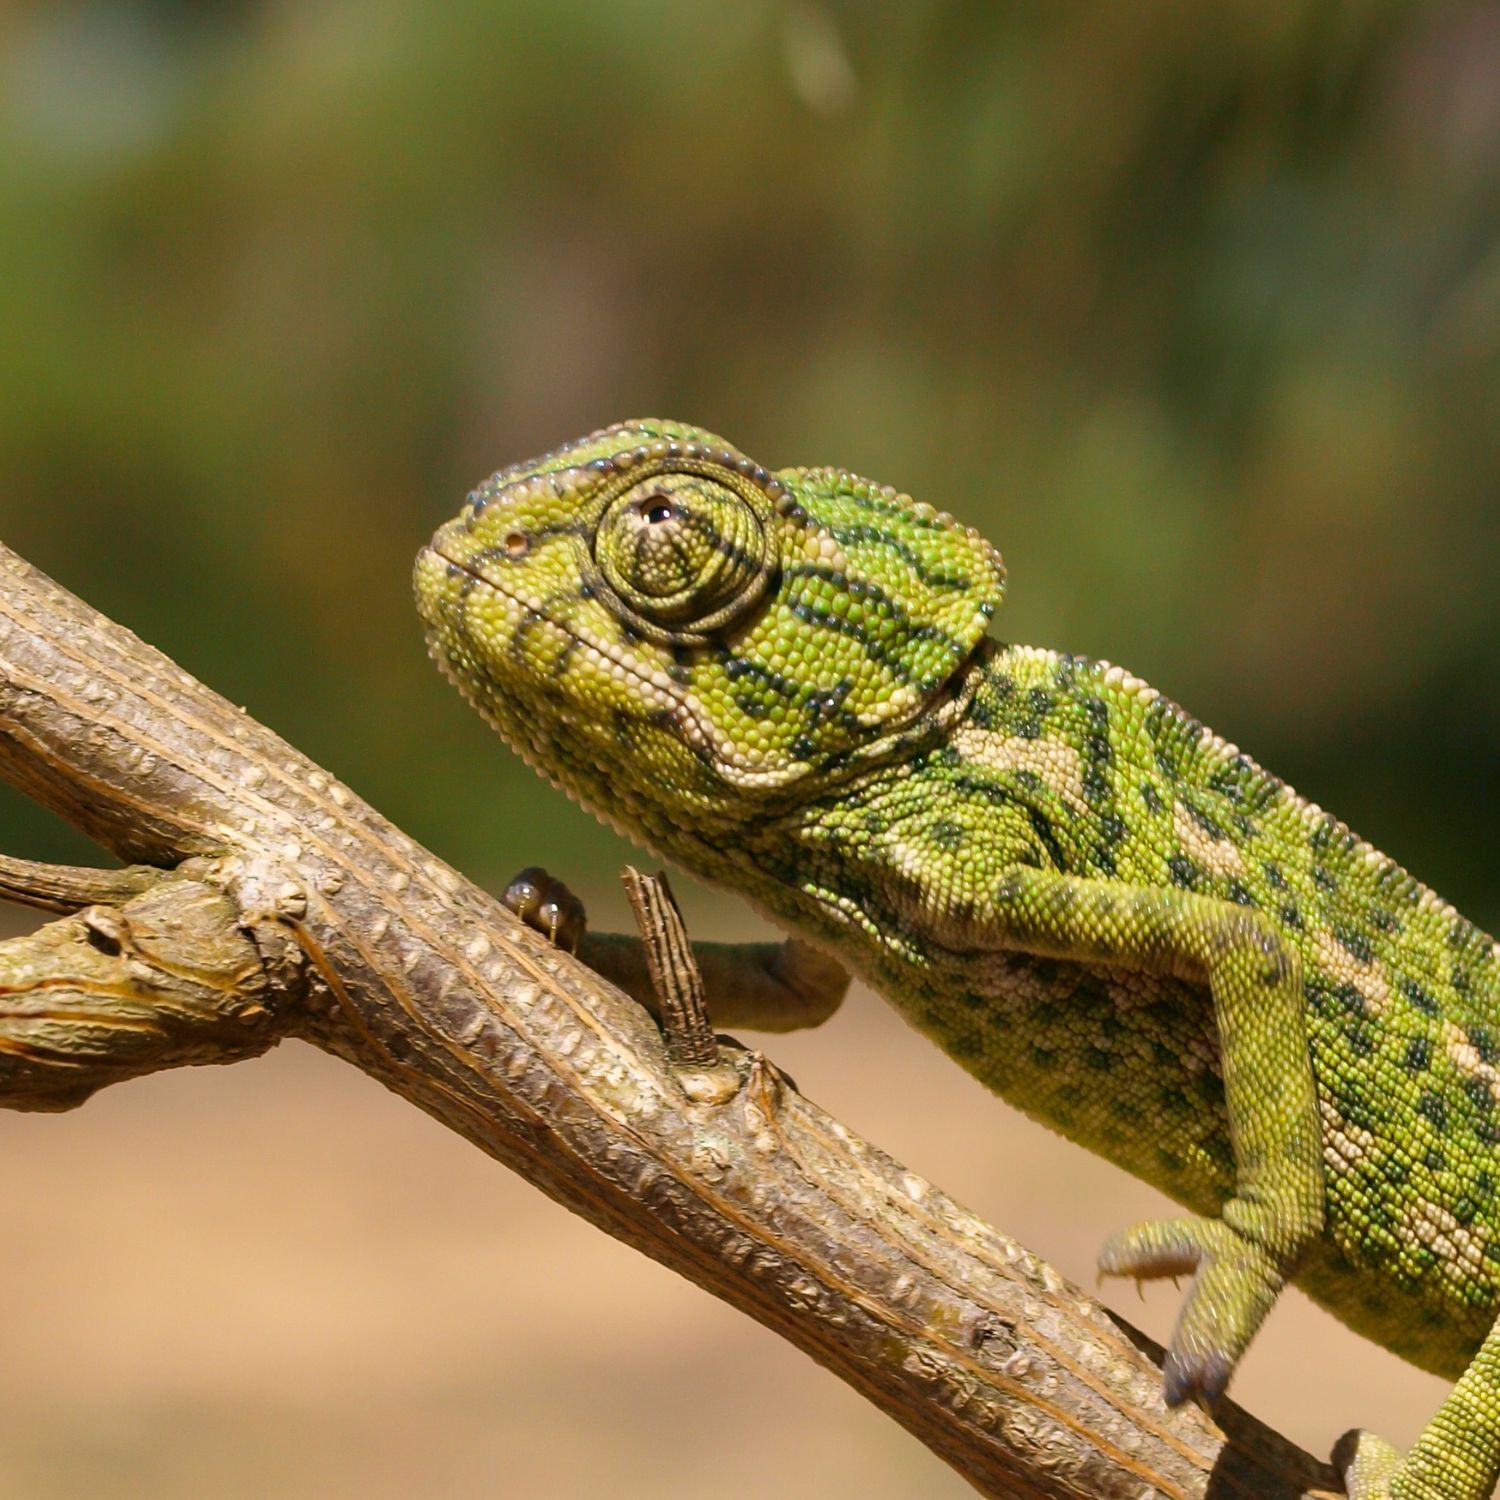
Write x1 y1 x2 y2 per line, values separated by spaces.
0 871 290 1111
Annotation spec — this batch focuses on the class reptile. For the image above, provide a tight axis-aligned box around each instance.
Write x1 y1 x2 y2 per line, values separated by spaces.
414 418 1500 1498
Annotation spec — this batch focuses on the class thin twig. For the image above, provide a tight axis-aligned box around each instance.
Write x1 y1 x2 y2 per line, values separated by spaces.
620 865 720 1068
0 852 163 913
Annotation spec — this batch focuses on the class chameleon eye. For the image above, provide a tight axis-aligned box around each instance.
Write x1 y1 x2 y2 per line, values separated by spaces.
594 473 774 641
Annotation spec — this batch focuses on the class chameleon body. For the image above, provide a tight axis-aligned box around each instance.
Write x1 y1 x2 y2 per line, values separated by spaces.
415 419 1500 1498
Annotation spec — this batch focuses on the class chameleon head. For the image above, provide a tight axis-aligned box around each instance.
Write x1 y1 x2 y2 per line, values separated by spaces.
415 420 1005 834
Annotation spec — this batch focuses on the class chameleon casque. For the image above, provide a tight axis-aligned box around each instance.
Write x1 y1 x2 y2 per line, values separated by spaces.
415 419 1500 1498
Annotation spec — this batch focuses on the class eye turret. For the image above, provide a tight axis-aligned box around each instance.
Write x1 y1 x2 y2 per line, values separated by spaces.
593 471 778 643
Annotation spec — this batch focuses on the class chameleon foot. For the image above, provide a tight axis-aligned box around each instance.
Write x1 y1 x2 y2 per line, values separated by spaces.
1334 1427 1500 1498
502 866 586 952
1098 1214 1290 1407
1332 1430 1404 1498
1331 1322 1500 1499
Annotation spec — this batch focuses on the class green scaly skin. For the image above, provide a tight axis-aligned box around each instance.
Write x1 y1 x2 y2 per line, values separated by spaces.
415 420 1500 1499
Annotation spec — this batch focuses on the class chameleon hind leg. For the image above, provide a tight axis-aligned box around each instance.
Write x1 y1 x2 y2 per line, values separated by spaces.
984 868 1324 1405
1337 1311 1500 1498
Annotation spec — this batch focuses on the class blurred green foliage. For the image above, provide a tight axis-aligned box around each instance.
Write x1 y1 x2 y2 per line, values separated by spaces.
2 0 1499 925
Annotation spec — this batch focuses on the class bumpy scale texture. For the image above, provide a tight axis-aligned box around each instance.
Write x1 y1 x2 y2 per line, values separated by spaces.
416 420 1500 1499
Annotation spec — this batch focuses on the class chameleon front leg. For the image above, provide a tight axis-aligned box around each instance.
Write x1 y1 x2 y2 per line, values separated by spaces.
504 867 850 1032
1338 1309 1500 1498
984 867 1324 1405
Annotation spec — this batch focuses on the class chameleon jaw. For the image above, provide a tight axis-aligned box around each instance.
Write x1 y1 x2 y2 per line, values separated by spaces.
417 541 809 791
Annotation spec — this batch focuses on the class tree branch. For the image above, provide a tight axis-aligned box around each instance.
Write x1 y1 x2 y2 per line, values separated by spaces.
0 542 1341 1499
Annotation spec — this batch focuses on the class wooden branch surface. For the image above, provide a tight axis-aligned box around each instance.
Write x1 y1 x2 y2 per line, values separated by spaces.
0 542 1342 1498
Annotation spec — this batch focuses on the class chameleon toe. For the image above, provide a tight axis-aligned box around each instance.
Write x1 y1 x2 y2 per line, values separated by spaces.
501 865 587 952
1098 1217 1206 1282
1161 1347 1233 1410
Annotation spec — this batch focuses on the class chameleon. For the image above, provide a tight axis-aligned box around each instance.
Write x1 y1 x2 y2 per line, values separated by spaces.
414 418 1500 1499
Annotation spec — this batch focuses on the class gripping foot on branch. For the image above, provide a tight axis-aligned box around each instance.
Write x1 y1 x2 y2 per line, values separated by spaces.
500 865 849 1036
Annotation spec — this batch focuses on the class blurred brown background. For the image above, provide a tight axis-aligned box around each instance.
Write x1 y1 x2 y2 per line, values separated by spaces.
4 2 1500 1495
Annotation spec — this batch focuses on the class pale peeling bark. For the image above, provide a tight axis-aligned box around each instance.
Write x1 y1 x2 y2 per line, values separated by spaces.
0 542 1341 1499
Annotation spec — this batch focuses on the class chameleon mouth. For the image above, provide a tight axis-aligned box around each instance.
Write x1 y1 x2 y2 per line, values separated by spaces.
419 540 748 779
